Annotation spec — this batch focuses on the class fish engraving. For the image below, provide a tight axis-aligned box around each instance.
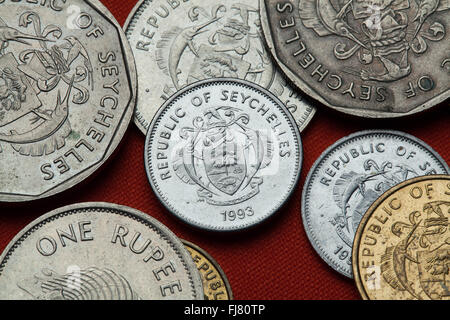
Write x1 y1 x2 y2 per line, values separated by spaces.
333 171 385 232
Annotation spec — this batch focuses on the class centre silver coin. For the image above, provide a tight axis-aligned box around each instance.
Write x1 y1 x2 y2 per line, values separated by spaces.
144 78 302 231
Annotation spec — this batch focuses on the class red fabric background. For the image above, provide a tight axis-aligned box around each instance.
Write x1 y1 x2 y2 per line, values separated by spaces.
0 0 448 300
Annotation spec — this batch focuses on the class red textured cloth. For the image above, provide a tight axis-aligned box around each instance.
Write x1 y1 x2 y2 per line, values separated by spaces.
0 0 448 300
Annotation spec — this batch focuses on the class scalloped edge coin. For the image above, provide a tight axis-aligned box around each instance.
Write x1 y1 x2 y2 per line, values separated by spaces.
259 0 449 118
0 0 137 202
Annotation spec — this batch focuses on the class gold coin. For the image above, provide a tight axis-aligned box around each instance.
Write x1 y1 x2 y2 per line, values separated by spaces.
183 240 233 300
353 175 450 300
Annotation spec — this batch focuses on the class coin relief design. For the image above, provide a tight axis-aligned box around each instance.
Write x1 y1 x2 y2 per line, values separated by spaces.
0 203 204 300
18 267 141 300
353 175 450 300
260 0 450 117
145 78 302 231
0 0 136 202
302 131 449 277
183 240 233 300
124 0 315 134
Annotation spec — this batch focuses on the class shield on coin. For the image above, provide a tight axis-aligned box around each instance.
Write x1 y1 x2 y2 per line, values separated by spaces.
0 53 41 128
202 128 247 195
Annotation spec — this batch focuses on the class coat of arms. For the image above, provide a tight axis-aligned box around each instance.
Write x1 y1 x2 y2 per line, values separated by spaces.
299 0 450 81
172 106 274 206
0 12 93 156
156 3 275 97
381 201 450 300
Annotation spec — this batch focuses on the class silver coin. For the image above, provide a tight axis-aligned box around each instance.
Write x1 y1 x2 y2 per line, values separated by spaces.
301 130 449 278
259 0 450 118
0 1 136 202
0 202 204 300
144 78 302 231
124 0 315 134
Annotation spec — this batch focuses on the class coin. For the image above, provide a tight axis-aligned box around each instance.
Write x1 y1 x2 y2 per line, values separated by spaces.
0 1 136 202
0 202 204 300
144 78 302 231
259 0 449 118
124 0 315 134
353 175 450 300
183 240 233 300
301 130 449 278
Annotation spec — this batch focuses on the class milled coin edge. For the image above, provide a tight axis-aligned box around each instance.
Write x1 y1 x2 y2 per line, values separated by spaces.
144 77 303 232
0 202 204 300
123 0 151 135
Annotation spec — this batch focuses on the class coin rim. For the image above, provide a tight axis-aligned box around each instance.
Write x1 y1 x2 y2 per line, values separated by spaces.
351 174 450 300
0 202 204 300
301 130 450 278
0 0 137 203
182 239 234 300
123 0 151 135
259 0 449 118
123 0 316 135
144 77 303 232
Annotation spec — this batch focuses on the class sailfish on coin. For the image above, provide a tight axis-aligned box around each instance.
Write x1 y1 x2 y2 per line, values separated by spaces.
0 16 51 56
333 170 386 233
163 15 222 90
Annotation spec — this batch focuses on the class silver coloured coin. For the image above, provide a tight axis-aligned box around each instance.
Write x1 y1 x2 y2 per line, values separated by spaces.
259 0 450 118
124 0 315 134
0 202 204 300
145 78 302 231
0 1 136 202
301 130 449 278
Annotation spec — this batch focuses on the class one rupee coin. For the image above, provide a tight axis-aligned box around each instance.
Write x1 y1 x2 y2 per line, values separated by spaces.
144 78 302 231
0 203 204 300
353 175 450 300
0 0 136 202
301 130 449 278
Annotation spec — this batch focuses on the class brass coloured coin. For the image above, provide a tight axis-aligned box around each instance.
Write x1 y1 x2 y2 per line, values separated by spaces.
183 240 233 300
353 175 450 300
